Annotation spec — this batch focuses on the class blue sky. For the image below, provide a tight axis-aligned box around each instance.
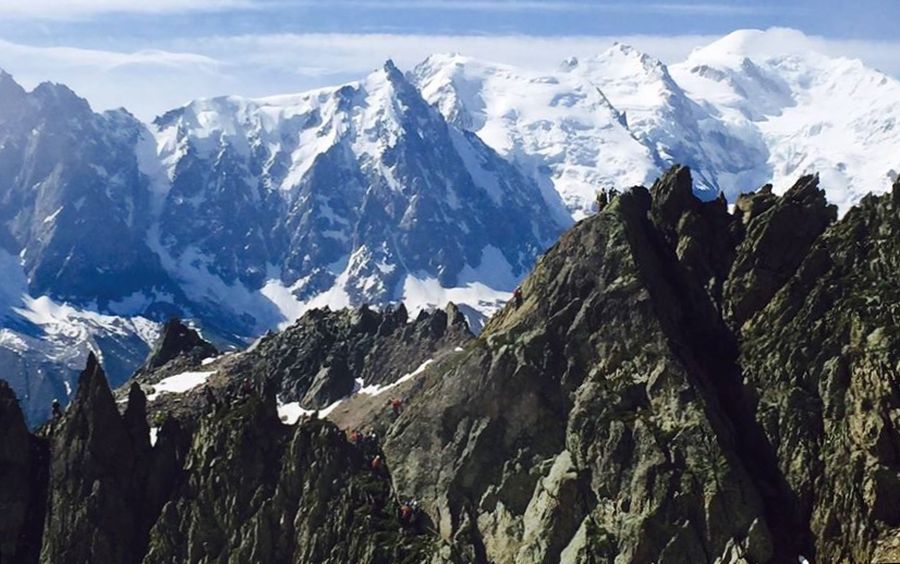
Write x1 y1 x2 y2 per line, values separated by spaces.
1 0 898 119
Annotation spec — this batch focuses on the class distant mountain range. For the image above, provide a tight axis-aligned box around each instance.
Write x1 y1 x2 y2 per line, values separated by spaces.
2 28 899 424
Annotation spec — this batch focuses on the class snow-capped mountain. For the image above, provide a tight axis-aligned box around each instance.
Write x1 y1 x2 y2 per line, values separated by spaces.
564 43 769 199
671 28 900 209
2 28 900 424
412 53 657 219
416 29 900 210
0 62 566 422
151 61 562 334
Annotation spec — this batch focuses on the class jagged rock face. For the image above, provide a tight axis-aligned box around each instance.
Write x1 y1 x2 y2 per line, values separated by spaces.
40 354 149 564
384 180 792 563
141 317 218 373
35 354 189 564
2 353 432 563
647 164 742 304
723 174 837 328
145 397 431 563
228 303 472 409
0 78 168 301
377 166 900 564
380 166 894 563
740 184 900 563
0 380 46 563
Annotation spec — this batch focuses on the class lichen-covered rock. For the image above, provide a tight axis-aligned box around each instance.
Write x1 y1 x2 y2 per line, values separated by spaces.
227 302 471 409
740 184 900 563
385 179 790 563
145 394 434 563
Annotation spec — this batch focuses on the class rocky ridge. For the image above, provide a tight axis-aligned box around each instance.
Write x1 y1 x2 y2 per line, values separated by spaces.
1 166 899 563
227 302 472 409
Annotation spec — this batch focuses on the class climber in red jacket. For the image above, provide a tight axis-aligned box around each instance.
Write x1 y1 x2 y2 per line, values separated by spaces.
513 286 523 308
389 398 403 417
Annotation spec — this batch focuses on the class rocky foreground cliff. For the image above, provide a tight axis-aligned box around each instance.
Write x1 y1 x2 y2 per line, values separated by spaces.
1 166 899 563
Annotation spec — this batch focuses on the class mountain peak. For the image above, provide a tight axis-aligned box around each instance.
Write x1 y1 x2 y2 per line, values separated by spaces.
586 42 676 87
0 69 27 104
602 42 665 69
359 58 418 100
141 317 217 372
0 68 17 85
381 58 408 85
32 81 92 114
383 58 400 72
417 52 475 73
687 27 820 65
610 41 638 56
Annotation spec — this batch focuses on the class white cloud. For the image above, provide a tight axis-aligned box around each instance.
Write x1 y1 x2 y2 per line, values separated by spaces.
198 32 717 75
3 28 900 121
266 1 794 16
0 0 802 18
0 39 223 119
0 0 256 18
0 39 219 71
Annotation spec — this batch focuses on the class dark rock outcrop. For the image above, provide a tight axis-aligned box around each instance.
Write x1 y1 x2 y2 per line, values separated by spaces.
0 380 47 563
648 164 742 305
141 317 218 373
385 178 789 563
40 353 150 564
227 302 472 409
740 183 900 563
377 166 888 562
723 174 837 328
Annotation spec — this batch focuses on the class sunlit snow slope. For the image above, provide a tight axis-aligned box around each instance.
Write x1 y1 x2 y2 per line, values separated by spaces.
417 29 900 213
671 28 900 210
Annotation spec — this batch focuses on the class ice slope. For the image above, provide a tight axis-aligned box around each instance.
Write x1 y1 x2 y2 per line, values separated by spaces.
672 28 900 211
413 53 659 219
550 44 770 201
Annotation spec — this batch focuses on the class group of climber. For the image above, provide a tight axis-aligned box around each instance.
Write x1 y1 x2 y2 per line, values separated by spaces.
349 427 388 475
350 428 381 452
347 427 424 532
596 187 611 212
